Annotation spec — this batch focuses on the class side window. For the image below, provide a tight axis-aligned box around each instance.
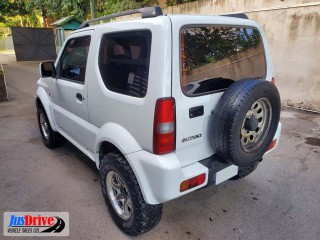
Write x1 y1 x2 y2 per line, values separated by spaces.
60 36 91 83
98 31 152 98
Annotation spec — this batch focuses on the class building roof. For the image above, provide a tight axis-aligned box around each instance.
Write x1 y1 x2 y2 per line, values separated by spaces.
51 16 81 27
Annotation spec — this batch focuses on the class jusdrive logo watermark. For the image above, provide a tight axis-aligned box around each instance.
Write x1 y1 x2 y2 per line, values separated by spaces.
3 212 69 236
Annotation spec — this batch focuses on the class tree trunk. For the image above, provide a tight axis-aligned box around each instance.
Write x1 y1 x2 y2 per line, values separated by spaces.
20 16 24 27
42 8 47 27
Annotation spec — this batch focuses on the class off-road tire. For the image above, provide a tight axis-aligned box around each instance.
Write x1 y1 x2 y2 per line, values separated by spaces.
37 107 65 148
230 162 259 180
99 152 163 236
212 79 281 167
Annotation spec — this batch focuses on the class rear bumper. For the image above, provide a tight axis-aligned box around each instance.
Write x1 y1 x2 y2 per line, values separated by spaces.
126 151 209 204
126 122 281 205
265 122 282 154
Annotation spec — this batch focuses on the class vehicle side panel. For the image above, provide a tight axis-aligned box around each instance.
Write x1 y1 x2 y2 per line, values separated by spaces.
87 17 172 153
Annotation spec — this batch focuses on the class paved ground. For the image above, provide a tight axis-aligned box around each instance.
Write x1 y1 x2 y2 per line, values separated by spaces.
0 53 319 240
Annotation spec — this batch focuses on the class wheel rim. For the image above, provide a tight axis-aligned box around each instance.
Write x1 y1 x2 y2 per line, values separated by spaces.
39 112 49 141
106 171 132 220
240 98 272 153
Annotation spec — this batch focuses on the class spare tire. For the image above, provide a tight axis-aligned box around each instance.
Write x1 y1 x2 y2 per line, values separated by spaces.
212 79 280 167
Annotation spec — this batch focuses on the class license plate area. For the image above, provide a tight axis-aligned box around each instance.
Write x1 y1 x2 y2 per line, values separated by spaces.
215 165 238 185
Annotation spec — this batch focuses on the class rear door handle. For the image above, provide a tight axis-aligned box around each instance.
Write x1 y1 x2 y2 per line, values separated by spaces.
189 106 204 118
76 93 83 101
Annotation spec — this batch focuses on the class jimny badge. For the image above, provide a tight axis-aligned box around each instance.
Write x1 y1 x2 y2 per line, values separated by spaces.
3 212 69 236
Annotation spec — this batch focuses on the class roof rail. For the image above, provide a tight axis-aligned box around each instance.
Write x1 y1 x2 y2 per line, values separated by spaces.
221 13 249 19
79 6 163 29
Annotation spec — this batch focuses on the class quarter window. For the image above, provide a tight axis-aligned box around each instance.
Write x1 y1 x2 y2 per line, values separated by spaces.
98 31 152 98
60 36 91 83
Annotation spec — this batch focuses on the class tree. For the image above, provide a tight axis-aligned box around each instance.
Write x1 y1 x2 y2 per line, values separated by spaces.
99 0 158 16
0 0 43 27
0 0 91 26
29 0 90 20
0 0 157 32
166 0 196 7
0 0 26 24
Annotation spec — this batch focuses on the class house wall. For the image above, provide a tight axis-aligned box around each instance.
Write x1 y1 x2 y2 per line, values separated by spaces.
62 20 81 30
163 0 320 111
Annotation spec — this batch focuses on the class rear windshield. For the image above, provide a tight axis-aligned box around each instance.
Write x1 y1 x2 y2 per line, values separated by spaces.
181 26 266 96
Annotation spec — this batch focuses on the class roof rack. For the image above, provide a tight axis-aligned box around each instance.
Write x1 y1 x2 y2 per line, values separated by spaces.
221 13 249 19
79 6 163 29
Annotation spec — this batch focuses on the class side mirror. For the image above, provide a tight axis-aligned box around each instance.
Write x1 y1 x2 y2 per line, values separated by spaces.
40 62 56 78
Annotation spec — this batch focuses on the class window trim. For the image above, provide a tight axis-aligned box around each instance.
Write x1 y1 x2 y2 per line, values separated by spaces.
98 29 152 98
57 35 91 85
179 24 267 97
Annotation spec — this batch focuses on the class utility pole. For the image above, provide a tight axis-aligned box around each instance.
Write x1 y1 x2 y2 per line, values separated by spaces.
90 0 95 19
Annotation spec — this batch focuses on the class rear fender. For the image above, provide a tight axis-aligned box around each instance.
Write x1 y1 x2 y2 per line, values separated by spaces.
95 123 142 168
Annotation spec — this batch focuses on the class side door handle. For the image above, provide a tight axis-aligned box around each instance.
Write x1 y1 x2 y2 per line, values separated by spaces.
76 93 83 101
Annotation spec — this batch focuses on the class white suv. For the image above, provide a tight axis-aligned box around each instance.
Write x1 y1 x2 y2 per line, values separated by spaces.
36 6 281 236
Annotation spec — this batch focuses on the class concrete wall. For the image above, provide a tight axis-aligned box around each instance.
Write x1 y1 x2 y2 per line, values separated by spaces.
158 0 167 8
164 0 319 14
0 36 14 51
163 0 320 112
187 44 266 83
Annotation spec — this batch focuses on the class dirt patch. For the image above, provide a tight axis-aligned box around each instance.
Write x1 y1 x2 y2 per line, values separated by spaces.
28 137 41 145
0 65 8 101
283 101 320 113
305 137 320 147
289 13 302 40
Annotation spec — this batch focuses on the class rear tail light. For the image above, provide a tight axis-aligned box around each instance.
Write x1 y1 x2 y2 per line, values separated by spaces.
267 139 277 151
271 77 276 85
153 98 176 154
180 174 206 192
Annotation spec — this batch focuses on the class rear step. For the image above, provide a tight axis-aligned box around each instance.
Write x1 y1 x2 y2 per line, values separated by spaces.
200 155 239 185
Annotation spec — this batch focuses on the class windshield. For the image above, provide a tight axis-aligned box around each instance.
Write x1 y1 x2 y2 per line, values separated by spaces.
181 26 266 96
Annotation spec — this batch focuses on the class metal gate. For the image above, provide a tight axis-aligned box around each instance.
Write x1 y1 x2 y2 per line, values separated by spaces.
11 27 57 61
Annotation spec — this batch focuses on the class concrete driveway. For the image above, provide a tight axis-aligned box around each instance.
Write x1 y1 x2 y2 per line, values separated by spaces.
0 53 319 240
